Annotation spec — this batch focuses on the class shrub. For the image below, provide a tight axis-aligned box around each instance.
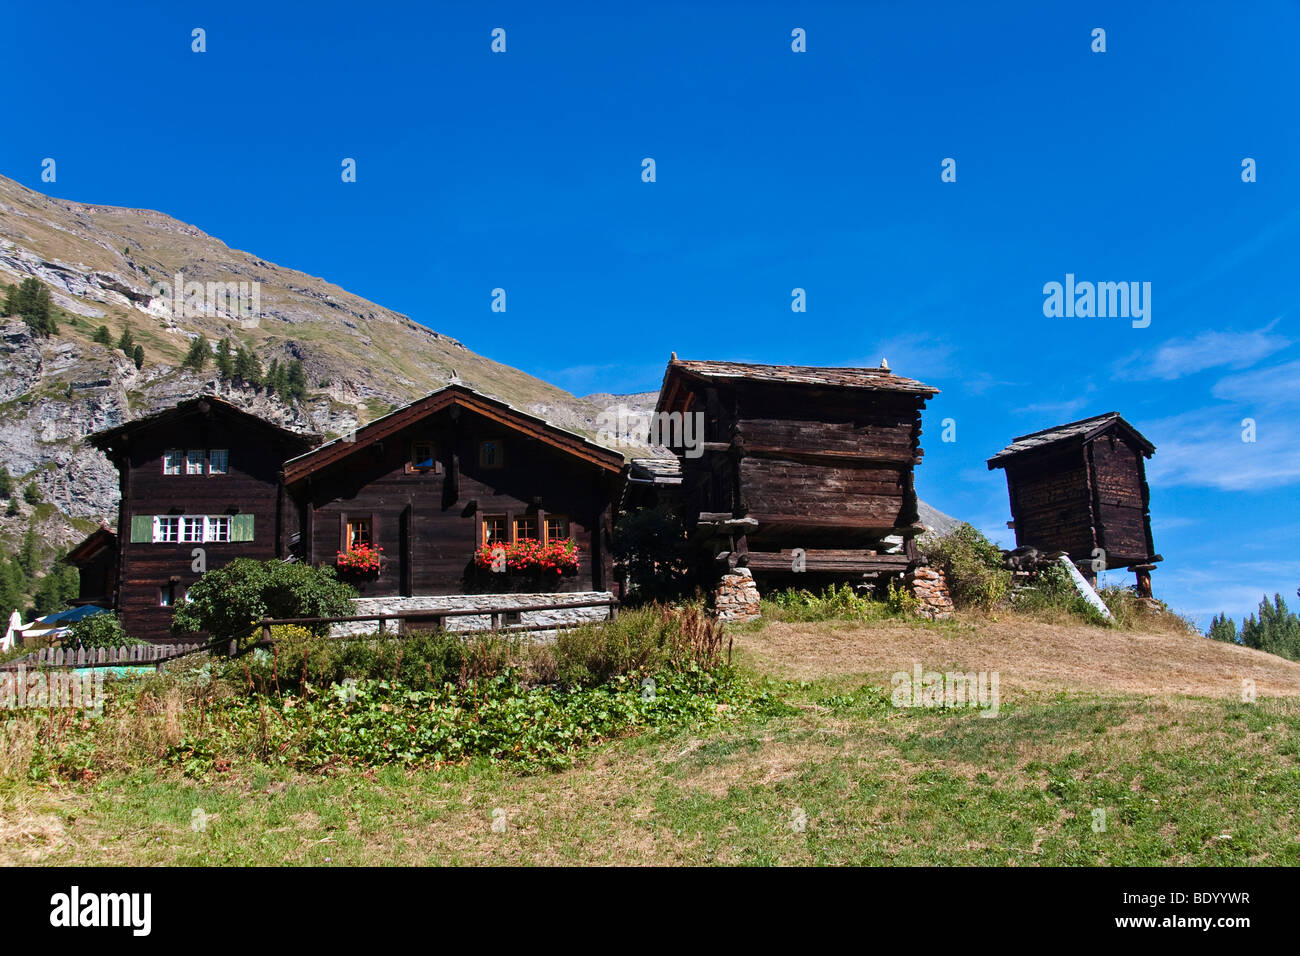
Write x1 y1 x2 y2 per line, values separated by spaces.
920 524 1012 610
170 558 357 642
62 611 141 650
22 483 41 505
92 325 113 346
553 604 724 688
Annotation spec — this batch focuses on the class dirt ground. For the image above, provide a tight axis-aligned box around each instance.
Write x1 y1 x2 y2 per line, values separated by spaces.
734 616 1300 699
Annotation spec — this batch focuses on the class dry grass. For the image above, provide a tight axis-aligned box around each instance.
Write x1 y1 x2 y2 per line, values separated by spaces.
732 613 1300 699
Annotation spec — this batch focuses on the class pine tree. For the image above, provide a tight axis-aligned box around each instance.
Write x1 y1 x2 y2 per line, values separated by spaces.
22 483 40 506
1207 613 1238 644
17 526 39 577
214 337 234 379
0 464 11 499
234 346 262 386
133 344 144 370
4 498 18 517
93 325 113 346
116 324 135 357
4 277 58 337
1240 594 1300 662
182 334 209 371
286 358 307 400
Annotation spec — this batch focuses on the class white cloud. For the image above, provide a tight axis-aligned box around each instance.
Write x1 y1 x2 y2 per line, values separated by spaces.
1211 359 1300 406
1113 323 1290 381
1144 406 1300 491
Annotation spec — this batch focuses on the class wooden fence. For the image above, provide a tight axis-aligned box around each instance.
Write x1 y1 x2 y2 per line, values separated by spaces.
0 643 192 671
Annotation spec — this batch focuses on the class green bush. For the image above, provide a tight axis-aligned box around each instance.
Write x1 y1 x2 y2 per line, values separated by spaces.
170 558 357 642
62 611 142 650
920 524 1012 611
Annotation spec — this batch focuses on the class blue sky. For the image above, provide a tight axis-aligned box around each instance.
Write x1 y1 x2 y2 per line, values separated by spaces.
3 1 1298 627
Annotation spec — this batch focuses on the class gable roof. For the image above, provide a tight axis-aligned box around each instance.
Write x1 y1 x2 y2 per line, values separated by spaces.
283 381 625 484
657 357 937 412
64 526 116 566
87 395 320 459
986 412 1155 468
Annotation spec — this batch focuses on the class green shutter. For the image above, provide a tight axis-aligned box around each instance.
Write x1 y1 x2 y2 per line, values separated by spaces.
231 514 255 542
130 515 153 543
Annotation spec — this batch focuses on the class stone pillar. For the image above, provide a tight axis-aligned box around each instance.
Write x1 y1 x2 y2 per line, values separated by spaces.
712 568 761 623
904 567 955 620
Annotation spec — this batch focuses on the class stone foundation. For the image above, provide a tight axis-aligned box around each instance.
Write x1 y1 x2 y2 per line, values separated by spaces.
904 567 954 620
712 568 761 623
333 591 615 637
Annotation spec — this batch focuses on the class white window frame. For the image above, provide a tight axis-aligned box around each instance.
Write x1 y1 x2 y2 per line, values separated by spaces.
208 449 229 475
185 450 205 475
153 516 180 543
207 515 231 542
163 450 183 475
180 515 206 543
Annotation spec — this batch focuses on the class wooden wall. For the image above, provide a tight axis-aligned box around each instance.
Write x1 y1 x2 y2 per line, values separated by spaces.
295 406 616 597
673 381 927 550
1088 432 1157 566
1003 447 1097 561
113 416 298 642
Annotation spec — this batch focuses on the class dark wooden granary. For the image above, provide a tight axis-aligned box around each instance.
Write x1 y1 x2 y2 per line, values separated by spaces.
282 382 625 598
86 397 320 641
653 357 939 587
987 412 1161 594
63 525 117 609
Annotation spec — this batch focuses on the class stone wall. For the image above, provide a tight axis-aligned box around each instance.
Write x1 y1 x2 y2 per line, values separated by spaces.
712 568 761 623
333 591 615 637
904 567 954 620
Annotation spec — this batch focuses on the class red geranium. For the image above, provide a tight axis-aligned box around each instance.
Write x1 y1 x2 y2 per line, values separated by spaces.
336 543 383 573
473 538 579 575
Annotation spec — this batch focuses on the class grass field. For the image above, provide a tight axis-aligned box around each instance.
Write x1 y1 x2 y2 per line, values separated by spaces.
3 614 1299 866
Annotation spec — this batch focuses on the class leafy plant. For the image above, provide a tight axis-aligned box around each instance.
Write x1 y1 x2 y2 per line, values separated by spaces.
170 558 357 642
62 611 142 650
920 524 1012 611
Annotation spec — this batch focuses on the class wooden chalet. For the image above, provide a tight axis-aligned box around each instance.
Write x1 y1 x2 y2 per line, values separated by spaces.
85 397 320 641
987 412 1161 594
63 525 116 608
281 382 625 598
652 356 939 587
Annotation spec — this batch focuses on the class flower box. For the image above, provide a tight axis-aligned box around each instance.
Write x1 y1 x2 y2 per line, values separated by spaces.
336 543 383 574
473 538 579 576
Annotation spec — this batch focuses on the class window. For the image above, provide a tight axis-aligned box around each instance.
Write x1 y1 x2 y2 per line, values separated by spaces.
208 449 229 475
163 450 183 475
346 518 371 551
159 584 176 607
479 439 504 469
181 516 205 543
411 441 436 471
154 516 180 543
544 515 569 542
483 515 508 545
208 516 231 542
514 515 538 541
186 450 205 475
